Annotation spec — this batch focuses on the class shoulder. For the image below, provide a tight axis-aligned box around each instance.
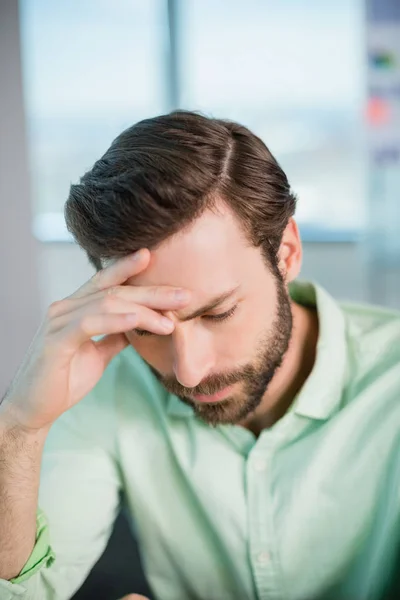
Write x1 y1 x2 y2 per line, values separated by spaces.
341 300 400 363
340 300 400 414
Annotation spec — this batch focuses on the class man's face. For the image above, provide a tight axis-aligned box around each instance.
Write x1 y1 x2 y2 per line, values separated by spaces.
125 202 293 426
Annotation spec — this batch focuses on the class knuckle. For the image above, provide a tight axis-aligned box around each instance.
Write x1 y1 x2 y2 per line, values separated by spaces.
101 294 118 311
47 300 65 318
106 285 120 296
43 317 59 337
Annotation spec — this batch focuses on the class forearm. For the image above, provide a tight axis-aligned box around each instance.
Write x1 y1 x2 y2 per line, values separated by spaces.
0 417 49 580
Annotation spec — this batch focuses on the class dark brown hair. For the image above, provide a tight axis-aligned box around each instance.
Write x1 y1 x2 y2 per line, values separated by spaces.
65 110 296 271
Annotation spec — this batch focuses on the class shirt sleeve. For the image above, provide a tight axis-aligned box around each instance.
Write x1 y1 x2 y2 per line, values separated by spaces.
10 509 56 584
0 361 122 600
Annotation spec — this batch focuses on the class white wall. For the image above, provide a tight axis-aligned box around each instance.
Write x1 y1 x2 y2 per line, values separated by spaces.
0 0 41 396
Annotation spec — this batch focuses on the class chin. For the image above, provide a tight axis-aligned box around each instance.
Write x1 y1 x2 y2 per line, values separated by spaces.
191 393 263 427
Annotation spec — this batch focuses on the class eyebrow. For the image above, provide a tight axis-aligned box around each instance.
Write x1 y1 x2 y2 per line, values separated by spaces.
177 286 240 322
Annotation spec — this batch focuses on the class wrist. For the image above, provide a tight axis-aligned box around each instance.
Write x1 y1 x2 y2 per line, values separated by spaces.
0 407 51 443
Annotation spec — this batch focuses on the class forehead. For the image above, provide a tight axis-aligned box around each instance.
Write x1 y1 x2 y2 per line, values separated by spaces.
127 204 257 291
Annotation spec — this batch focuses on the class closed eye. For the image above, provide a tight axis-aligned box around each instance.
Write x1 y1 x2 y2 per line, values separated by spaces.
202 305 238 322
133 305 238 337
132 328 154 337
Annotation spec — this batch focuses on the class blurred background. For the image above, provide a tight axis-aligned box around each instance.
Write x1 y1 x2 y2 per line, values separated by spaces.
0 0 399 598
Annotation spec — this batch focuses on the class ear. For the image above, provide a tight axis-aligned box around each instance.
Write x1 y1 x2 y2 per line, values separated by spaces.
277 218 302 282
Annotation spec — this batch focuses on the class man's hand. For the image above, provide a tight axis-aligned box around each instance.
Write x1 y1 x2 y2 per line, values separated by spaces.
0 248 191 433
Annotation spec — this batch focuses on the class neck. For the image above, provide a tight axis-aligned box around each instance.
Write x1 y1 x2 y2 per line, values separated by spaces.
240 300 319 436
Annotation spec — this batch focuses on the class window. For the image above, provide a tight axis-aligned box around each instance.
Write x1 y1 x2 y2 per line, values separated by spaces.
20 0 168 240
177 0 366 240
20 0 366 242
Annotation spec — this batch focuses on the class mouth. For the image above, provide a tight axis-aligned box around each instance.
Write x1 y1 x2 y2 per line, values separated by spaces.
192 384 235 403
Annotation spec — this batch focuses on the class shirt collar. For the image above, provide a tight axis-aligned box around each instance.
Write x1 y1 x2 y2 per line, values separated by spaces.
167 280 349 422
289 280 348 421
167 394 195 418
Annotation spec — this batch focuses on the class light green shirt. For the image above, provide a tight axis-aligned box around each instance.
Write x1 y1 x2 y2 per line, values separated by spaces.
1 281 399 600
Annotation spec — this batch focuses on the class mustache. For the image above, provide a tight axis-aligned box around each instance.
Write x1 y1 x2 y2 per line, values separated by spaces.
155 365 255 397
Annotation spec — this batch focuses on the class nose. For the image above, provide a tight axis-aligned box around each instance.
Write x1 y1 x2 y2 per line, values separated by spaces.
171 325 215 389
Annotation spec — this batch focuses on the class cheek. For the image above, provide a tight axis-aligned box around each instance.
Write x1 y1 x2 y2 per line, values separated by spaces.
214 306 267 362
228 299 274 350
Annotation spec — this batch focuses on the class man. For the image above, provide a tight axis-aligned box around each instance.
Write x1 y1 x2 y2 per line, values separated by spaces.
0 111 399 600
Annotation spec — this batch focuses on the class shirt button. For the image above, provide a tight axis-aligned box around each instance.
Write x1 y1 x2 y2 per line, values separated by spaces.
257 551 271 565
253 458 267 472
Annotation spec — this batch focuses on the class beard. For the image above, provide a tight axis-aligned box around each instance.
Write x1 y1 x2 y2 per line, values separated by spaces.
151 271 293 426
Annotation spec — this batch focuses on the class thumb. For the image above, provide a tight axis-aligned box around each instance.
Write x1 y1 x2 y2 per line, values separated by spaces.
95 332 129 365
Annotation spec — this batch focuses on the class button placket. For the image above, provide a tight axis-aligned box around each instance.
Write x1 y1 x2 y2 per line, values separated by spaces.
253 457 267 472
257 550 271 565
247 443 284 600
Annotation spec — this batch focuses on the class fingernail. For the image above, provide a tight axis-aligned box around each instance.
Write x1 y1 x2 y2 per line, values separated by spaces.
160 317 174 330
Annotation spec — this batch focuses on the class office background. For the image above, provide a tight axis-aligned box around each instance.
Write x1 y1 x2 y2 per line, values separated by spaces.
1 1 399 598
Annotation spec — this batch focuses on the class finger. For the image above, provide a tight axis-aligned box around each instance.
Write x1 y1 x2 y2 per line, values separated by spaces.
51 313 141 352
52 306 174 350
70 248 150 299
94 333 130 366
54 283 191 317
50 297 176 332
